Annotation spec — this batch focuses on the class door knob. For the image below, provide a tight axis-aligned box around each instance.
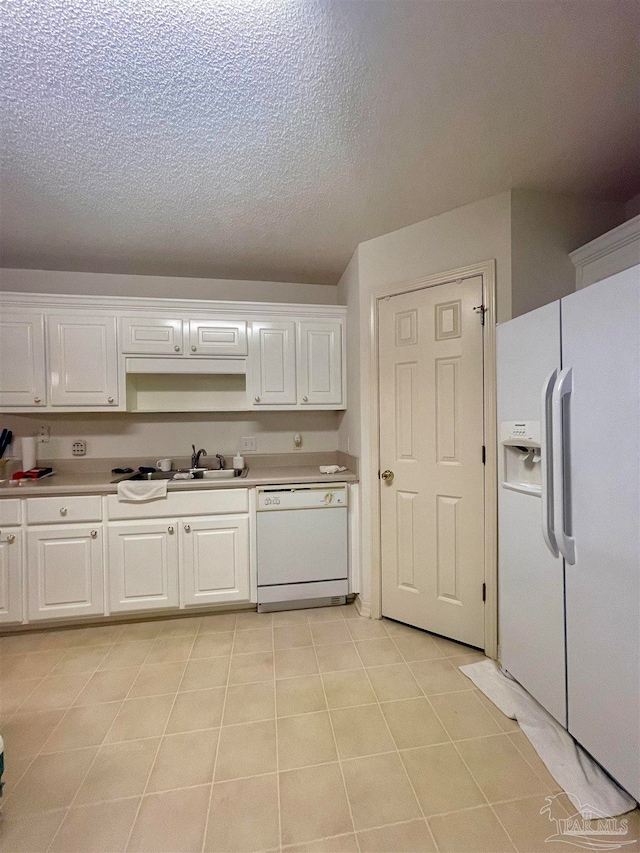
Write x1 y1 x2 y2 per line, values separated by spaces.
90 530 98 538
34 396 41 404
191 346 197 352
108 397 114 403
381 470 394 483
302 396 308 402
60 507 67 516
254 396 261 402
168 526 174 534
0 534 16 544
184 524 191 532
174 345 180 352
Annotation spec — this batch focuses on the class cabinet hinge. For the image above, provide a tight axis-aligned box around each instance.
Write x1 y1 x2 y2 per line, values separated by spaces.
474 304 486 325
481 445 486 465
482 583 486 602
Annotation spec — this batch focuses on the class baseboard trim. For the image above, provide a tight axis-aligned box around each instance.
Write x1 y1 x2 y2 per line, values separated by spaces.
355 595 371 618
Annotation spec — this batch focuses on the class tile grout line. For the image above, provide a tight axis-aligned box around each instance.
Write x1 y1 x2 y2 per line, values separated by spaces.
119 626 200 853
307 607 362 853
350 621 441 853
271 619 283 853
200 611 237 853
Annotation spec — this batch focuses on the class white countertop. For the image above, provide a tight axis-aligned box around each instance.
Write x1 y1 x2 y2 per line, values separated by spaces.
0 466 357 497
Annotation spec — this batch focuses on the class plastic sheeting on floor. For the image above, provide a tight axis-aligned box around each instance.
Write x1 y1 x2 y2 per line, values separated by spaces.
459 659 637 818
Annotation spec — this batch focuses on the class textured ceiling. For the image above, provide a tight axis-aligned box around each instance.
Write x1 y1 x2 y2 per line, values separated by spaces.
2 0 639 285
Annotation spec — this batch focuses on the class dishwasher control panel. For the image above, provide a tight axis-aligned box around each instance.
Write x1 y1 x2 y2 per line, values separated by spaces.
257 484 348 511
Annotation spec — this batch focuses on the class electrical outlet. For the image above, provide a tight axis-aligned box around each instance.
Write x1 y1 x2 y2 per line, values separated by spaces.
38 425 50 442
241 436 256 452
72 440 86 457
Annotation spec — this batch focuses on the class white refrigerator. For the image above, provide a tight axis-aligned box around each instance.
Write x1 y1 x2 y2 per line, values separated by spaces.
497 265 639 800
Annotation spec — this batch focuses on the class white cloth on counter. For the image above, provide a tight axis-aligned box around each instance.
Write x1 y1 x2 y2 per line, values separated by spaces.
117 479 168 502
460 659 636 817
319 465 347 474
172 472 194 480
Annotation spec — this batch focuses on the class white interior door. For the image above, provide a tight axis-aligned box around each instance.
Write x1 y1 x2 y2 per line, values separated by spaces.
562 268 640 799
379 276 486 647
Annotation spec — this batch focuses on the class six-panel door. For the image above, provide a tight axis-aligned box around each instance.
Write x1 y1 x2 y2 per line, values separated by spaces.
181 515 250 606
298 321 343 406
0 530 23 624
28 525 104 620
0 313 47 407
249 321 296 405
48 314 119 406
108 520 179 612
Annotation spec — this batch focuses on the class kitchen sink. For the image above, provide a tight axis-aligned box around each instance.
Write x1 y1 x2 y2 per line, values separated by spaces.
113 468 247 482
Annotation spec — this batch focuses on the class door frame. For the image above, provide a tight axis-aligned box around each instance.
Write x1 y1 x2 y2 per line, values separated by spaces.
368 260 498 659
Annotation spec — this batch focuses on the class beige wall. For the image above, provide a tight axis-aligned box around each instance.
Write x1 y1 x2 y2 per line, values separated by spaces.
0 268 339 305
336 248 361 457
510 190 624 316
3 411 340 461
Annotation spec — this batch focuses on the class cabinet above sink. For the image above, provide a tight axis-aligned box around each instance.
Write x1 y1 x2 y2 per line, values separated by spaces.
0 292 346 413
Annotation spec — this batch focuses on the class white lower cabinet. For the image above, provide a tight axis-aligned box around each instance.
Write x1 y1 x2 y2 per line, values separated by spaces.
108 520 179 613
28 526 104 621
0 530 23 624
181 515 250 606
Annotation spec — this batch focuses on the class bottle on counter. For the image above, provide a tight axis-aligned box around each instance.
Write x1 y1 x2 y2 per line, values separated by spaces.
233 453 245 476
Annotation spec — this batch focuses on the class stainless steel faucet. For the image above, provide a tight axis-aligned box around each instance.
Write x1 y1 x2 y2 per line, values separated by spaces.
216 454 225 470
191 445 207 468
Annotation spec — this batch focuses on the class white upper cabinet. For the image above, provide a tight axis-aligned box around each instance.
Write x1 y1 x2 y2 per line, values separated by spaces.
249 321 297 405
0 313 47 407
298 320 343 407
188 319 247 356
48 314 119 407
120 317 184 354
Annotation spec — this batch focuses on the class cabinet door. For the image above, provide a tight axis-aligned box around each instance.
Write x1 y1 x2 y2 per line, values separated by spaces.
0 530 23 624
181 515 249 606
0 313 47 407
249 321 296 405
189 319 247 356
121 317 184 354
109 520 179 612
298 321 343 406
28 526 104 621
48 315 119 407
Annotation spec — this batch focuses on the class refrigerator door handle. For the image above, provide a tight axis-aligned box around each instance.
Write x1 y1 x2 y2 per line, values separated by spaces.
541 369 559 557
552 367 576 565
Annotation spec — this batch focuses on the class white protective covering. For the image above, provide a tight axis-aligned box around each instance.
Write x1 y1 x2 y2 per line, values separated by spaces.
460 660 637 817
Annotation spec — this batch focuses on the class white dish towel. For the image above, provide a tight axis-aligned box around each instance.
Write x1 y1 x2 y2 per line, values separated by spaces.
319 465 347 474
117 479 168 502
460 659 636 817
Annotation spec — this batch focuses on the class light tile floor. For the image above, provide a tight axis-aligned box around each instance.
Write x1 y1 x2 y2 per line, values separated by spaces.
0 604 637 852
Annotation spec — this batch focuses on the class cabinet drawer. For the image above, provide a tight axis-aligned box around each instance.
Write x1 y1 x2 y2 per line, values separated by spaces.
26 495 103 525
0 499 22 526
107 488 248 520
120 317 184 354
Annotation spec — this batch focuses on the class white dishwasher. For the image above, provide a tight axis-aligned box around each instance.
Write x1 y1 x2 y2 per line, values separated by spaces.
256 484 348 612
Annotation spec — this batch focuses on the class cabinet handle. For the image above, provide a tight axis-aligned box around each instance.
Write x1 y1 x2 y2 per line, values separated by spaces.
108 397 114 404
34 397 41 404
302 396 308 402
168 525 174 534
254 396 261 402
60 507 67 516
0 534 16 544
90 530 98 538
184 524 191 532
174 345 180 352
191 346 197 352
